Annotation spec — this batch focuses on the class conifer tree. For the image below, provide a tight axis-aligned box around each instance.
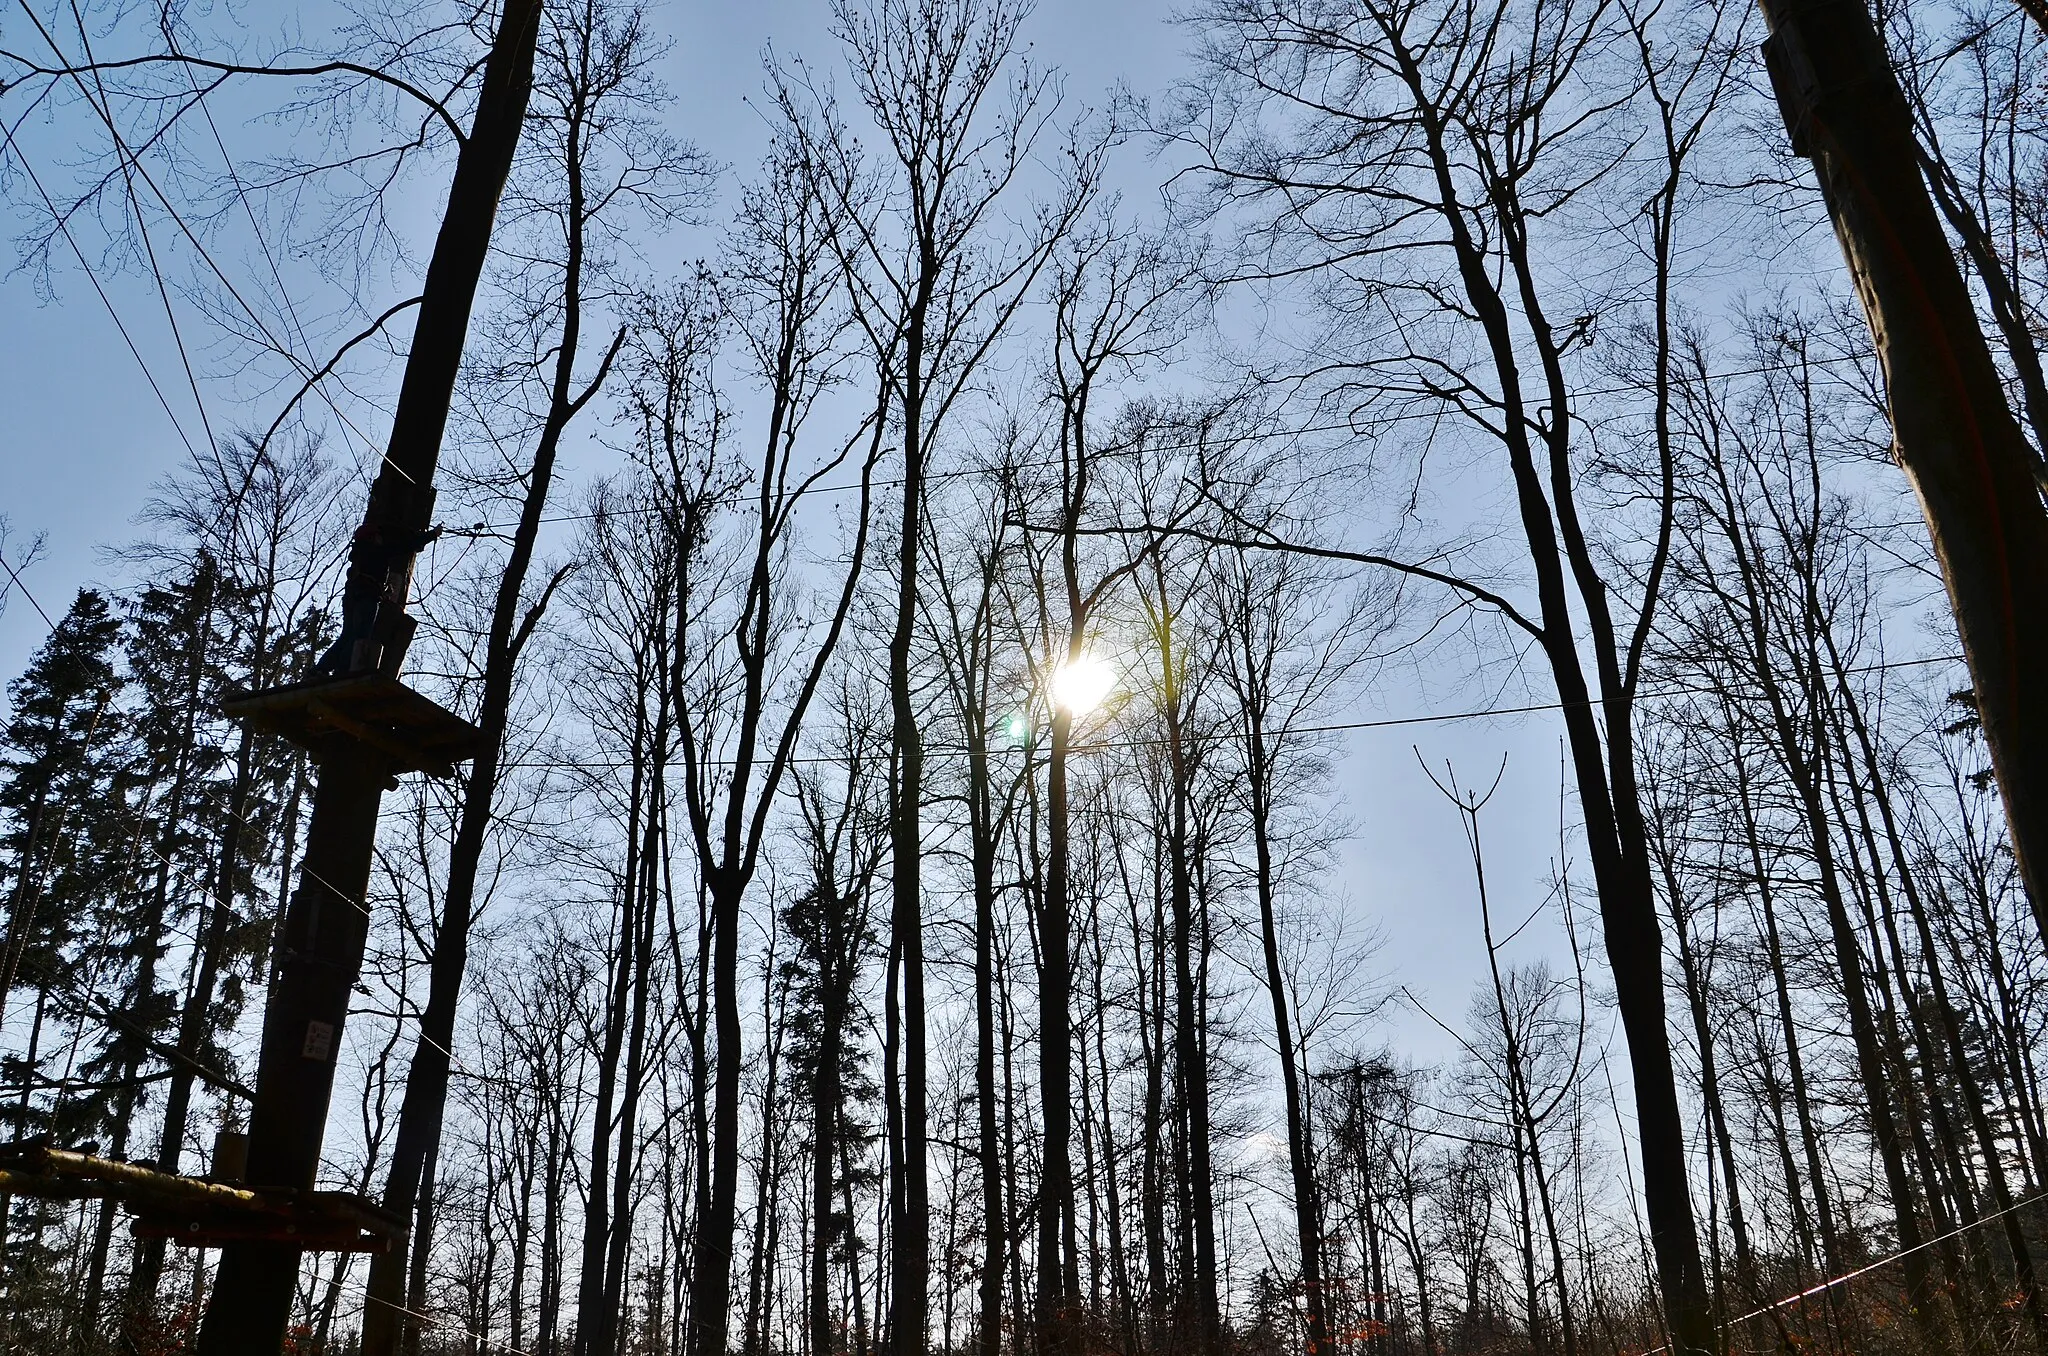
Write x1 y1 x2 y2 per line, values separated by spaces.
0 587 125 1333
1 589 126 1051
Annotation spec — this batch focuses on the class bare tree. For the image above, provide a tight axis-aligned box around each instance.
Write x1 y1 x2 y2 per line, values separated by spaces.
1019 215 1207 1354
1212 542 1378 1356
648 111 893 1356
1172 0 1736 1342
780 6 1090 1351
358 4 701 1349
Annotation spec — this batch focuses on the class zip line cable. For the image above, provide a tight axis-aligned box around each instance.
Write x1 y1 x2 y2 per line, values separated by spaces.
15 0 222 460
61 7 221 466
3 784 479 1113
0 548 59 633
1635 1185 2048 1354
436 347 1890 540
3 38 345 588
188 68 322 397
180 56 393 543
1 759 278 1111
319 1279 537 1356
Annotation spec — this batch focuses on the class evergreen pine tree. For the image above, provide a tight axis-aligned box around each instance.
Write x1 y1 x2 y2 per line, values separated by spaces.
1 588 127 1084
0 587 126 1332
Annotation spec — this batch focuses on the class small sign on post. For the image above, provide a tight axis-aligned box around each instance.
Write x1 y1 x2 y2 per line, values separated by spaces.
210 1131 248 1184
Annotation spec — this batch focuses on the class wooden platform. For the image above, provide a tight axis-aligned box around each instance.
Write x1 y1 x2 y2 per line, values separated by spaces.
0 1141 406 1253
222 673 484 778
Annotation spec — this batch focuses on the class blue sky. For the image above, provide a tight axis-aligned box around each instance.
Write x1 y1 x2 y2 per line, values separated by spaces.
0 0 1600 1069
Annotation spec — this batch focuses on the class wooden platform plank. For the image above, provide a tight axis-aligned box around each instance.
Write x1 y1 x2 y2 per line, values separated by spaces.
0 1141 407 1253
222 673 484 777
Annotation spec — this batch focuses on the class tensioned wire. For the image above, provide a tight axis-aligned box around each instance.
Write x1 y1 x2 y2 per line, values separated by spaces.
494 651 1970 771
1632 1184 2048 1355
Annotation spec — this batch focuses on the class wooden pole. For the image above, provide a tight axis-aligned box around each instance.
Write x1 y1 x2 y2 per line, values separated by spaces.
193 4 544 1350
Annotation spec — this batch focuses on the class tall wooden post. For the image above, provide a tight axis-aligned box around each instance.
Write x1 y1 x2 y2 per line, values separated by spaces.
193 4 544 1350
1757 0 2048 935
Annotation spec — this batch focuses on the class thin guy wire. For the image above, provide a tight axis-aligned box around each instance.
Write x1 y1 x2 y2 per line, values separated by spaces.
0 118 203 464
1635 1185 2048 1354
16 2 413 479
499 651 1968 772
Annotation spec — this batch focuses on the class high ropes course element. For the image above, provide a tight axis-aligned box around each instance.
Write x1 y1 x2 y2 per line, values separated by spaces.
0 1136 406 1253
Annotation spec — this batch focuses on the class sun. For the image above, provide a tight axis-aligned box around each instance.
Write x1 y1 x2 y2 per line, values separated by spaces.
1049 653 1116 716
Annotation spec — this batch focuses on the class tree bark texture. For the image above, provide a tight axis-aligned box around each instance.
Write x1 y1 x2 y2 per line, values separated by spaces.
1759 0 2048 938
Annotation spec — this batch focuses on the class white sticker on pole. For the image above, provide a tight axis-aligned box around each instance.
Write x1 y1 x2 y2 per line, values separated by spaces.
303 1020 336 1062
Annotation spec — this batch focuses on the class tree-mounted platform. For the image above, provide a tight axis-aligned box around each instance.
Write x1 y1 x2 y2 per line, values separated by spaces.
222 673 483 779
0 1139 406 1253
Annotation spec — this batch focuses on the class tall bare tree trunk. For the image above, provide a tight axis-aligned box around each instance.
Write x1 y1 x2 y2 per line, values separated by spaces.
1828 636 2048 1351
1038 695 1077 1356
196 3 542 1348
399 1136 438 1356
1243 716 1329 1356
884 252 933 1356
810 891 845 1356
1707 468 1951 1346
599 792 662 1354
1149 566 1219 1351
969 719 1004 1356
1653 838 1764 1317
585 706 662 1356
359 22 612 1342
1759 0 2048 938
1722 717 1838 1275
